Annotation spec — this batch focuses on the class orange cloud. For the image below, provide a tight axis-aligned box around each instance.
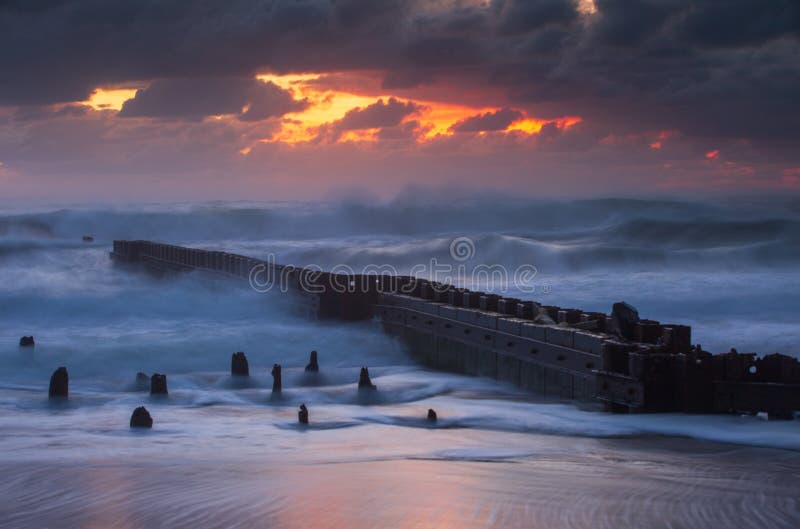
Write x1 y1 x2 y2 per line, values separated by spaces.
509 116 581 134
82 73 582 152
252 72 581 148
705 149 720 160
83 87 139 110
578 0 598 15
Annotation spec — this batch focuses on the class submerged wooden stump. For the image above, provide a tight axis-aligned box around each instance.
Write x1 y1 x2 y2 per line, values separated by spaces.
305 350 319 372
49 367 68 398
271 364 282 393
150 373 168 395
358 367 376 391
231 352 249 376
130 406 153 428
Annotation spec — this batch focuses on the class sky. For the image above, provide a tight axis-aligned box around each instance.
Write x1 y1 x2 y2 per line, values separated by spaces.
0 0 798 201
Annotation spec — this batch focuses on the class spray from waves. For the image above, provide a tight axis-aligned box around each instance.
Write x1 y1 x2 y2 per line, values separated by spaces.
2 196 798 355
1 196 799 271
0 249 411 391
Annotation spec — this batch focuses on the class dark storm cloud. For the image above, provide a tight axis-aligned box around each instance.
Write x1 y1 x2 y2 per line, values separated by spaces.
591 0 800 48
118 77 307 120
381 69 435 89
331 0 406 31
493 0 578 35
403 37 485 69
591 0 675 46
679 0 800 47
451 108 524 132
0 0 798 141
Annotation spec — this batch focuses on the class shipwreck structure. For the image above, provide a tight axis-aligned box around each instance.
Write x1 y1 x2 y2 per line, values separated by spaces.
111 240 800 418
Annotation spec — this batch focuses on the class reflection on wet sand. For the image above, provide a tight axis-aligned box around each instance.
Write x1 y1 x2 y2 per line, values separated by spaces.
3 434 799 529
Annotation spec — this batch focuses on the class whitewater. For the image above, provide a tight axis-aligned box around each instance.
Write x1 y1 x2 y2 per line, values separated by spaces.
1 197 799 528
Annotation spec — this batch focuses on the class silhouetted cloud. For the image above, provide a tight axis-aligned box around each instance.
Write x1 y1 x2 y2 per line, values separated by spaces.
315 97 421 141
450 108 523 132
119 78 307 120
336 98 420 130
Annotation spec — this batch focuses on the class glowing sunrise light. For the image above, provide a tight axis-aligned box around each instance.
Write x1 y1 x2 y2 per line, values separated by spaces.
278 91 383 141
421 103 498 138
247 72 583 148
257 72 322 93
578 0 597 15
258 73 384 143
339 129 381 142
83 87 138 111
705 150 720 160
507 116 582 134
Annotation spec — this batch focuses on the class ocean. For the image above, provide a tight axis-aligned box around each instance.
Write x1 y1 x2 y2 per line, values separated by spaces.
1 197 798 528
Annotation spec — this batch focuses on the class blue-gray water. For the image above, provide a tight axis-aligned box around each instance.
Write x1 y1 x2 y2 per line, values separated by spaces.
1 198 799 528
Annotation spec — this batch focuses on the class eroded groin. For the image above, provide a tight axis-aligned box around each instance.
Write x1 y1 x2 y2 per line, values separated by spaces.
111 240 800 418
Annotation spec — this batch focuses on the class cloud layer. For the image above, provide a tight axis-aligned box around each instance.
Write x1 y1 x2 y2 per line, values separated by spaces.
0 0 798 199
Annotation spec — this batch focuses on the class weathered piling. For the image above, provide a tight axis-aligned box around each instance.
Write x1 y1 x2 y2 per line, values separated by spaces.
49 367 68 398
305 350 319 372
271 364 282 393
135 372 150 391
358 367 376 390
611 302 639 340
231 352 249 376
130 406 153 428
150 373 168 395
497 297 521 315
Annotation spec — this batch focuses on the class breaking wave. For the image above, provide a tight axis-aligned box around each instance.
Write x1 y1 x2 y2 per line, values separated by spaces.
1 196 799 270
